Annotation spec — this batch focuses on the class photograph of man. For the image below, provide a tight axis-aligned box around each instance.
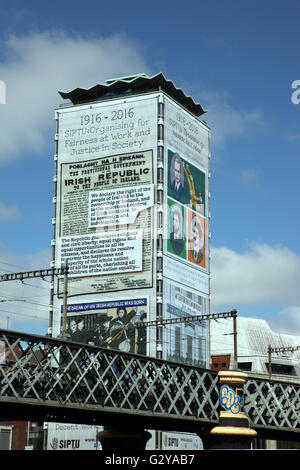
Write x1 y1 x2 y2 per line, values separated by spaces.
170 153 184 201
68 315 91 344
108 306 136 352
189 215 205 265
169 204 185 255
133 310 147 355
94 313 113 347
68 318 77 340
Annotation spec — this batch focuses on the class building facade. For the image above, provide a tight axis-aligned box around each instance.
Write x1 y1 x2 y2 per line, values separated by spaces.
48 73 210 450
49 73 210 365
210 316 300 377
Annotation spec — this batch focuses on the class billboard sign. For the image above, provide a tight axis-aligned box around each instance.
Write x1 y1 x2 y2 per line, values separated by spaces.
166 148 207 270
164 279 207 366
163 255 209 294
164 97 209 171
53 88 210 360
168 149 206 214
164 95 210 280
146 431 202 450
61 297 148 354
51 79 210 449
54 97 158 298
46 423 102 450
162 94 210 370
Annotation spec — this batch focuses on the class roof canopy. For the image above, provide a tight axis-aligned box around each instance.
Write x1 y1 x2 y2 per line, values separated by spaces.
58 72 206 117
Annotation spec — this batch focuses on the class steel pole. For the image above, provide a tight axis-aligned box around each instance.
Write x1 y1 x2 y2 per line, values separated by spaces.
268 345 272 380
233 310 238 369
62 259 69 337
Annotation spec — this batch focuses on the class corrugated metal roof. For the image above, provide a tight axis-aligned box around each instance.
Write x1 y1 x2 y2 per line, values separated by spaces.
210 316 300 358
58 72 206 117
210 316 300 375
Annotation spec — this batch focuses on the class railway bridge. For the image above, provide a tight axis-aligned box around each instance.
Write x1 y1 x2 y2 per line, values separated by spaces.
0 329 299 449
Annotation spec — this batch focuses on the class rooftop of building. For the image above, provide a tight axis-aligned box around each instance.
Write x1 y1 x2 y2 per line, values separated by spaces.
58 72 206 117
210 316 300 377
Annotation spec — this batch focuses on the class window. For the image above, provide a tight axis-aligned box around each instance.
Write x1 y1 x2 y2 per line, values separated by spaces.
187 335 193 360
238 362 252 371
175 327 181 356
0 427 12 450
265 363 296 376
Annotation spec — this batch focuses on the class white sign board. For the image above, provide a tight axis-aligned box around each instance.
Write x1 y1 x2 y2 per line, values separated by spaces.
57 229 143 277
88 184 154 228
46 423 102 451
57 96 157 161
54 96 158 296
164 96 209 172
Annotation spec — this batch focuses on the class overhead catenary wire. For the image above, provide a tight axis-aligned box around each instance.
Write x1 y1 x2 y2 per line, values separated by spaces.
0 263 69 334
136 309 238 368
0 262 97 330
0 266 66 282
0 282 55 310
268 344 300 379
0 306 49 322
0 275 61 326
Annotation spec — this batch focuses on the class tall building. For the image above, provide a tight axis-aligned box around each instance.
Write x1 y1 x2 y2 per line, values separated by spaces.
49 73 211 370
211 316 300 377
47 72 210 450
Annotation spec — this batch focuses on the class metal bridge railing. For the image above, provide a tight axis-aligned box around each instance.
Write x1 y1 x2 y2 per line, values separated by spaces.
0 329 219 428
244 373 300 434
0 329 299 438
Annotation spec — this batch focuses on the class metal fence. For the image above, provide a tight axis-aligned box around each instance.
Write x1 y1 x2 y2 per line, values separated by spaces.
0 329 299 439
0 329 219 430
245 373 300 437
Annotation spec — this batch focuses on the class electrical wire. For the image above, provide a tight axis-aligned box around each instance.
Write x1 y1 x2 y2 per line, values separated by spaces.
0 306 49 322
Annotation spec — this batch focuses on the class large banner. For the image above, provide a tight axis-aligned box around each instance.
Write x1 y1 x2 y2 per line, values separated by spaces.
55 97 158 296
163 95 210 288
46 423 102 450
146 431 202 450
162 95 210 370
57 97 157 160
62 298 148 354
163 256 209 294
164 97 209 172
168 149 206 215
58 151 153 237
167 149 206 270
57 151 153 282
164 279 207 367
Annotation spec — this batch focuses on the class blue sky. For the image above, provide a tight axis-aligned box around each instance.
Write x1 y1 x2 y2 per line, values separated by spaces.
0 0 300 337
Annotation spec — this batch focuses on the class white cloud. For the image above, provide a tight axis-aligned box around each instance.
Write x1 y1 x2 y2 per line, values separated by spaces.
0 248 52 333
210 243 300 307
268 306 300 337
0 201 20 221
286 132 300 141
198 91 267 147
239 168 260 186
0 246 51 271
0 31 151 164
